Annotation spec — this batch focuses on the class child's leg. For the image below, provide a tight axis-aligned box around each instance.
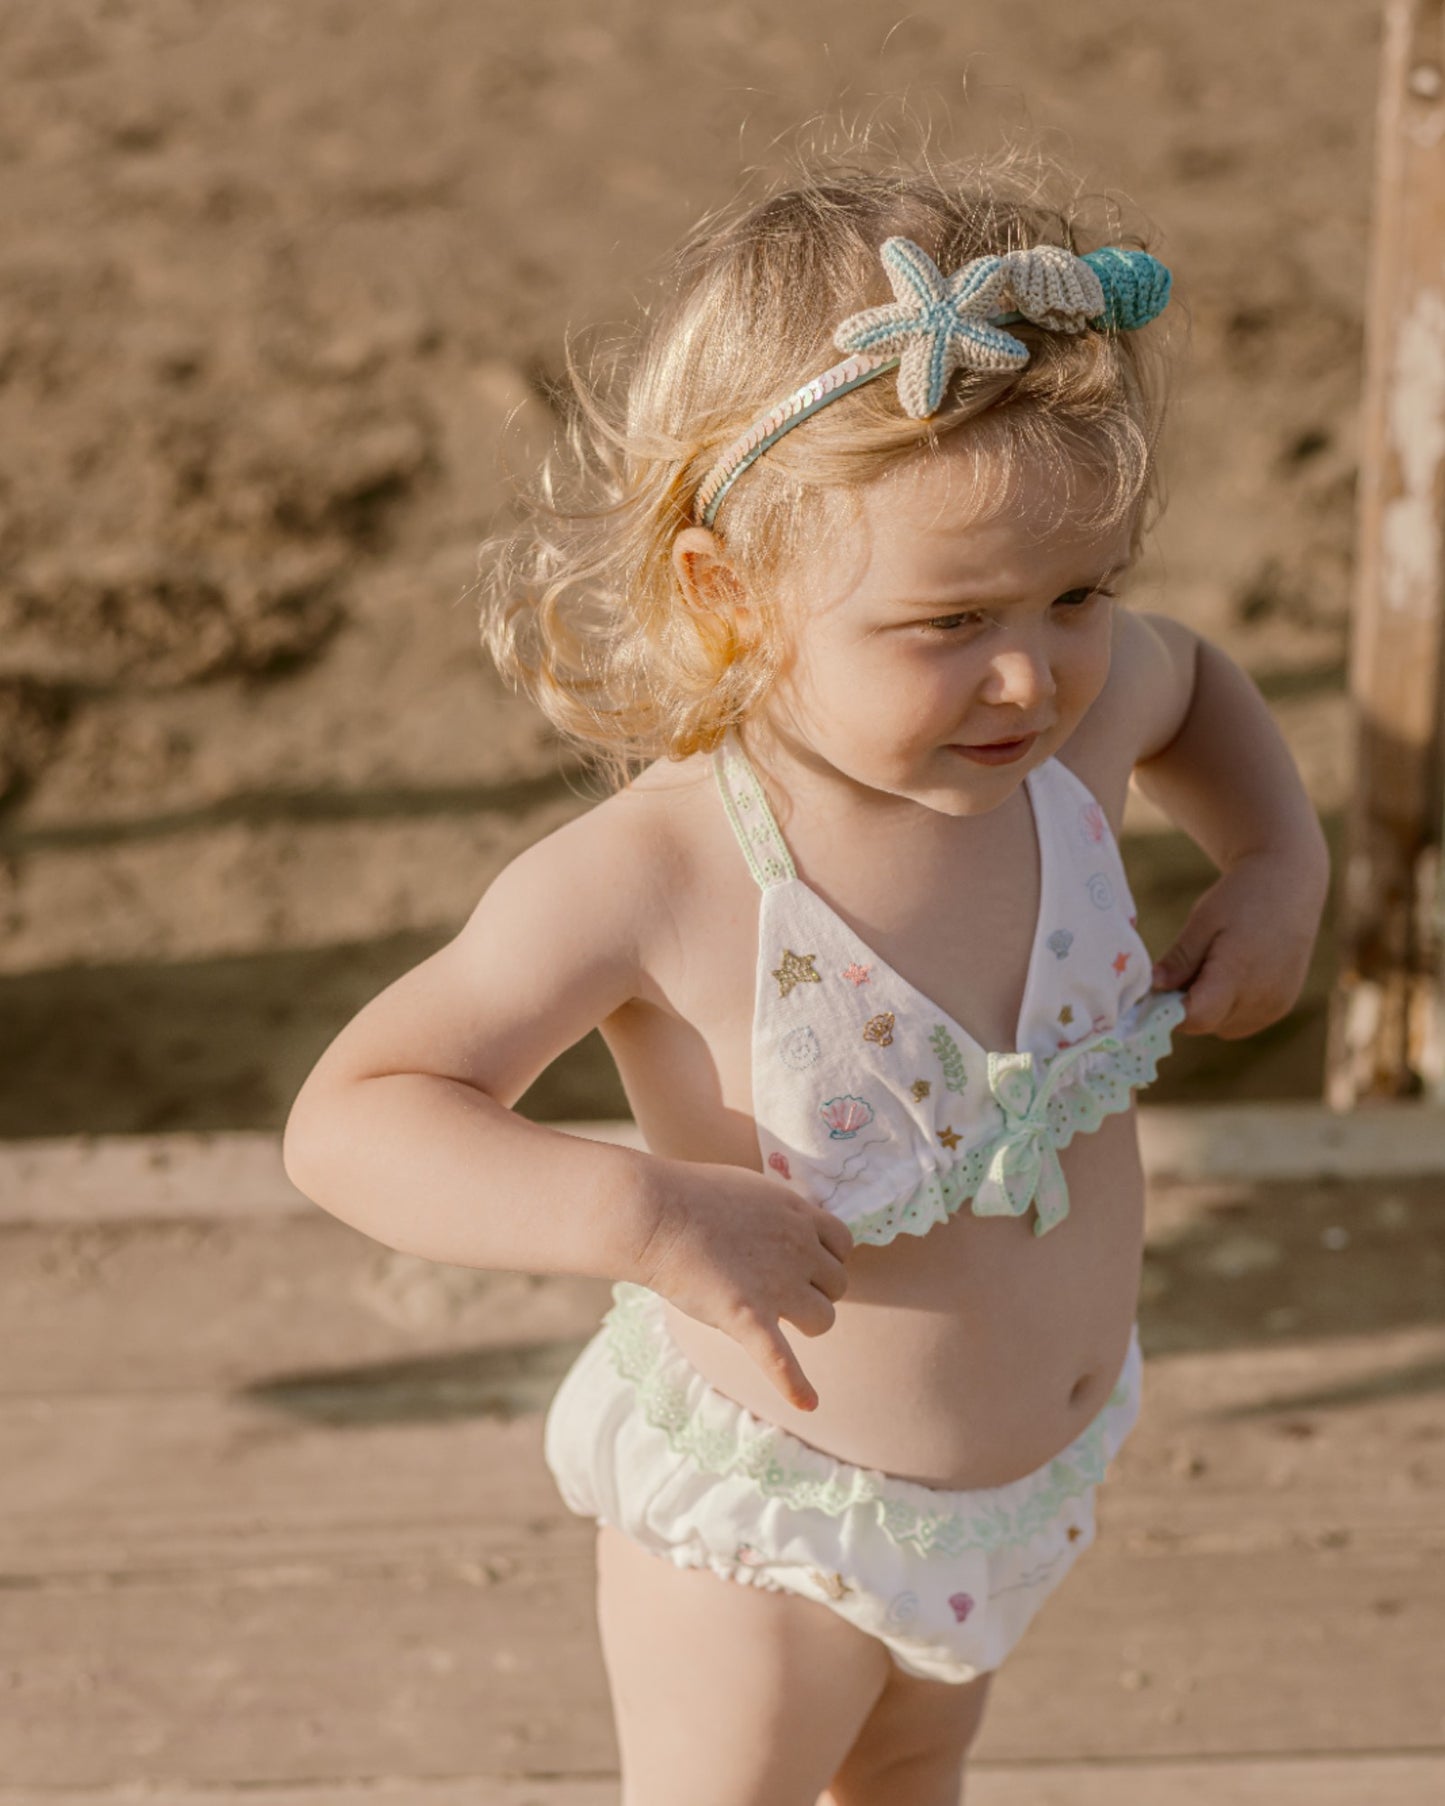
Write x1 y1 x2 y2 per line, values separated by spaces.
595 1522 892 1806
819 1663 994 1806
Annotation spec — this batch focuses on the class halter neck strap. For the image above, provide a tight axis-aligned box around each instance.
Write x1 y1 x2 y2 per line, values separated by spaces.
713 729 797 890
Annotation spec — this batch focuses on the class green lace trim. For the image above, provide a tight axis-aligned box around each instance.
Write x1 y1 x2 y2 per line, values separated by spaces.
843 987 1186 1248
601 1283 1136 1557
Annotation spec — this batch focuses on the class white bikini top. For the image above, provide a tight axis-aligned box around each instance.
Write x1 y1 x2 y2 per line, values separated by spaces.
713 727 1188 1248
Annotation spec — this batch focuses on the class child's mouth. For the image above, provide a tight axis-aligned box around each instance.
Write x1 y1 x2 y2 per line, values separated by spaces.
949 734 1037 766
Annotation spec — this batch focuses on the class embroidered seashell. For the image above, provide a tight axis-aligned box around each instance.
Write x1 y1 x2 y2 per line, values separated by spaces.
819 1094 875 1139
778 1025 821 1070
862 1011 895 1047
767 1151 792 1180
949 1591 975 1623
1080 801 1106 845
1047 928 1074 959
1085 872 1115 910
885 1589 920 1626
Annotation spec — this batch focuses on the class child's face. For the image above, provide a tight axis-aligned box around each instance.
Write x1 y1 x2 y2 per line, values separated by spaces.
759 443 1135 817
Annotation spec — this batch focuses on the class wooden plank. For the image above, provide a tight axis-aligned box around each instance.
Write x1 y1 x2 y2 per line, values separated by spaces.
1 1329 1442 1789
1 1754 1442 1806
6 1173 1444 1396
5 1106 1445 1231
1326 0 1445 1103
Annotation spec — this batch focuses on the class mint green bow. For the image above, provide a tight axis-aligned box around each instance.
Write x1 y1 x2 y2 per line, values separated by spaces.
969 1031 1125 1236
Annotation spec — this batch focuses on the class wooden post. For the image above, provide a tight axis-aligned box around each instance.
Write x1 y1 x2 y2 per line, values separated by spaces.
1326 0 1445 1107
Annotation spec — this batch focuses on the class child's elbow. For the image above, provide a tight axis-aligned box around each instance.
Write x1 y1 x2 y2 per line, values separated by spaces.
280 1080 333 1203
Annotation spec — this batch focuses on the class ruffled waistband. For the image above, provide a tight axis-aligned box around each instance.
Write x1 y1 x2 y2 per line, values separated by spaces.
600 1281 1143 1557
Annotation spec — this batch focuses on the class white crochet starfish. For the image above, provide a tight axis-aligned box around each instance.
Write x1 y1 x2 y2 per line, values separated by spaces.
833 237 1106 418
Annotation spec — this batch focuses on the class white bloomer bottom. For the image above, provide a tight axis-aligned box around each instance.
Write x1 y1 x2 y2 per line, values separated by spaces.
544 1281 1144 1685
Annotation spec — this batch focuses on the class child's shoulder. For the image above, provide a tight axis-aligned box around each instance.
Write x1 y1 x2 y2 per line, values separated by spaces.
1057 605 1198 835
501 745 720 916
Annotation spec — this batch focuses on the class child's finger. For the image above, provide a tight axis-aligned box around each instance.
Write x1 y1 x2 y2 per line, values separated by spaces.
751 1320 818 1412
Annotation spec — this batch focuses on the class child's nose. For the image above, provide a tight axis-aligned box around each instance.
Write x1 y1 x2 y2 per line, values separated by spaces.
983 646 1057 711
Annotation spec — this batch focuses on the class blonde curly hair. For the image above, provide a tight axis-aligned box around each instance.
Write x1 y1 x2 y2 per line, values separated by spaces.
476 135 1185 793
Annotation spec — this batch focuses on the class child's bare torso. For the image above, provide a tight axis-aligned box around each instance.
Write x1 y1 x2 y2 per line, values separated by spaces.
597 712 1145 1492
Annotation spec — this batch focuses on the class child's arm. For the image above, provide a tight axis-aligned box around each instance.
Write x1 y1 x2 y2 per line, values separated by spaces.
1124 611 1331 1037
281 802 853 1411
281 810 667 1281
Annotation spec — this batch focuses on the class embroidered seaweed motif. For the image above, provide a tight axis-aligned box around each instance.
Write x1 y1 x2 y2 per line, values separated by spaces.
843 989 1187 1247
930 1023 969 1093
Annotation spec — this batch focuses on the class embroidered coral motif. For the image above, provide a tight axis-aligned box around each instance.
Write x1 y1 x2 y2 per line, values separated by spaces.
911 1078 931 1101
810 1568 853 1600
841 962 871 985
1047 929 1074 959
772 948 821 997
930 1023 969 1093
1085 872 1114 909
862 1012 895 1047
778 1025 821 1069
819 1095 875 1139
1112 951 1129 975
938 1125 961 1149
767 1151 792 1180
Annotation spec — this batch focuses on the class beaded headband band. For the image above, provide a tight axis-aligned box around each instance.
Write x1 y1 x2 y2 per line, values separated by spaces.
693 236 1172 529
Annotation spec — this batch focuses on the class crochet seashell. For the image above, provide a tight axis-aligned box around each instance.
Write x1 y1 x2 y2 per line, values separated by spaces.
1080 247 1172 331
995 244 1105 334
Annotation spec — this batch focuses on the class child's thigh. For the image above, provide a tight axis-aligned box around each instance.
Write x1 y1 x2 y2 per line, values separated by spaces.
821 1662 994 1806
595 1522 892 1806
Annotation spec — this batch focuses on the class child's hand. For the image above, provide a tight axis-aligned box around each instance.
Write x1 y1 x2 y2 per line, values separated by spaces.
634 1162 854 1413
1148 847 1325 1039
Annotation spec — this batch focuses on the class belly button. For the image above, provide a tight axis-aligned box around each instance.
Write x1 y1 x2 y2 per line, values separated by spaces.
1068 1372 1094 1408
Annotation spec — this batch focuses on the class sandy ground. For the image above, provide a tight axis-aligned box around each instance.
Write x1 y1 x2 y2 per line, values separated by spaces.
0 0 1369 1136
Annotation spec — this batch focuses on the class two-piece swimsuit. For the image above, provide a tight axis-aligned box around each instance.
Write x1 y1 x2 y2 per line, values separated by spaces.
543 726 1187 1684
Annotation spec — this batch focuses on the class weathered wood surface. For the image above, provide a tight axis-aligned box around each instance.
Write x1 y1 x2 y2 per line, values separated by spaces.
5 1106 1445 1230
0 1154 1441 1797
1 1755 1443 1806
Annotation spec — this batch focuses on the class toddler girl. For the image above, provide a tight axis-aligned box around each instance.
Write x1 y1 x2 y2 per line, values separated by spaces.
284 145 1329 1805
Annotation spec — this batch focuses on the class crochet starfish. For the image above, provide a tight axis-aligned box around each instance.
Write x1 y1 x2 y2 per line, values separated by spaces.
834 238 1103 418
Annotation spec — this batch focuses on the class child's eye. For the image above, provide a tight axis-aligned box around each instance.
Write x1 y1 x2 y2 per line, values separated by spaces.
921 588 1114 635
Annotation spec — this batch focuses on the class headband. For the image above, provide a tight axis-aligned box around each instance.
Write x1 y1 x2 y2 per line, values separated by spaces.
693 236 1172 528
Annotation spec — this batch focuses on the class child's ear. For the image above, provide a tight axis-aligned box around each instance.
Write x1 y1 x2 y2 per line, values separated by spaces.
672 527 750 623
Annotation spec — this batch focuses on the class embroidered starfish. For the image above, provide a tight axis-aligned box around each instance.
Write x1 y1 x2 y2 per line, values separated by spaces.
1067 1525 1083 1543
938 1125 961 1150
1112 951 1130 975
911 1078 931 1101
834 239 1102 417
1059 1004 1074 1026
772 948 821 997
841 963 871 985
